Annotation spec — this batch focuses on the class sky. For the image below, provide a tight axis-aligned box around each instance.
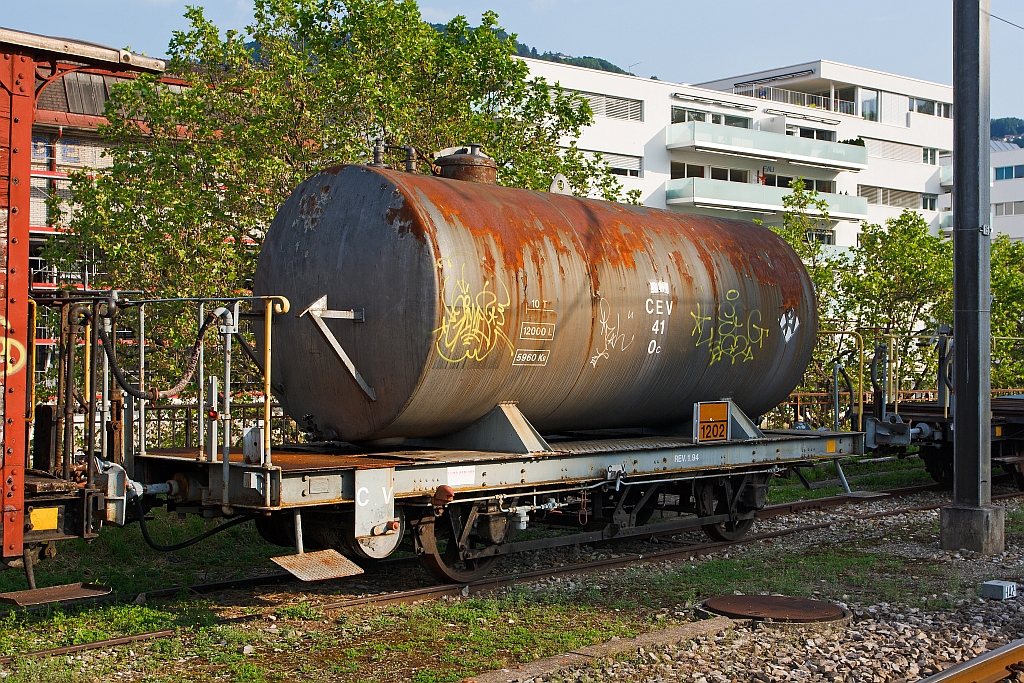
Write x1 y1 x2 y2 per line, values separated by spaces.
1 0 1021 118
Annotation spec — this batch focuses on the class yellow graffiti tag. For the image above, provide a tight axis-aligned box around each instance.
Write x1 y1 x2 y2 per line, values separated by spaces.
435 262 513 363
0 316 26 375
691 290 768 365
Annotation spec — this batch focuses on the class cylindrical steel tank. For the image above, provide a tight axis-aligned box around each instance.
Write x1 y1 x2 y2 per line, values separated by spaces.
254 164 817 442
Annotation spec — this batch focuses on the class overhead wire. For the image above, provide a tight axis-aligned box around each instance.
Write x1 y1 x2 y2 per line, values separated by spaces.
987 11 1024 32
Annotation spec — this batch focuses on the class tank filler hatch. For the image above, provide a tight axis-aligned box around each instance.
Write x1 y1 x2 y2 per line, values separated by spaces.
433 144 497 184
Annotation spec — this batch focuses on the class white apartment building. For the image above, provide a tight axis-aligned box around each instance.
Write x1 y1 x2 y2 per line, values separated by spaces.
524 58 955 248
992 140 1024 240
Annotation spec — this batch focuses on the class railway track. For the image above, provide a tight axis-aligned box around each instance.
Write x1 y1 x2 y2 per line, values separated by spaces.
917 637 1024 683
0 482 942 616
2 483 1001 665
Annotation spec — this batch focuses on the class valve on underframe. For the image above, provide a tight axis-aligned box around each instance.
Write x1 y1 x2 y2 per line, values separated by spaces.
432 485 455 515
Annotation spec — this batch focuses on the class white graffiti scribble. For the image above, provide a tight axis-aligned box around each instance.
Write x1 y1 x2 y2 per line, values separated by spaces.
589 298 634 368
779 309 801 343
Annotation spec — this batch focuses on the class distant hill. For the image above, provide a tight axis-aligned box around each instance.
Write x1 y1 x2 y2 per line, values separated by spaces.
992 117 1024 147
429 23 626 74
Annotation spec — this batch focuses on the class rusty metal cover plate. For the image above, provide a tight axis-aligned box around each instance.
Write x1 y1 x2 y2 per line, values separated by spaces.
0 582 112 606
271 550 364 582
703 595 846 623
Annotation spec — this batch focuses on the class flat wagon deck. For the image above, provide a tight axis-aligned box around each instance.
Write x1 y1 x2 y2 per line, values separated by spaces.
129 407 862 582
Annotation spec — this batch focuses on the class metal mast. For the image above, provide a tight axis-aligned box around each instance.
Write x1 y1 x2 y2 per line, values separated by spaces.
941 0 1004 554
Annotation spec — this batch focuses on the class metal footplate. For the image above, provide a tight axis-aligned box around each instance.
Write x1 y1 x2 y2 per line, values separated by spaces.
271 549 365 582
0 582 112 607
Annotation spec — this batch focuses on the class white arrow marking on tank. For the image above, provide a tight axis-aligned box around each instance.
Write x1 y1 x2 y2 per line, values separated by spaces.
299 295 376 401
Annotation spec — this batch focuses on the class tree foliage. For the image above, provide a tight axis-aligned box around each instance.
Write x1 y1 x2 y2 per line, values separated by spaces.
771 183 1024 427
44 0 635 303
991 235 1024 388
769 178 837 311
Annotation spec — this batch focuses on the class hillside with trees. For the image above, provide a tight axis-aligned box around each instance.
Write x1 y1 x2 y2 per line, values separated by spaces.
430 23 626 73
992 117 1024 146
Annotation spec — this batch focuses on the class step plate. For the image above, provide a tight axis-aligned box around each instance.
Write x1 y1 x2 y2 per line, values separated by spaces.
0 582 112 607
271 549 364 582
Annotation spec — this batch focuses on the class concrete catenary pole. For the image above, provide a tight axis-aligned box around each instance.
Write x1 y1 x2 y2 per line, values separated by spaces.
940 0 1004 554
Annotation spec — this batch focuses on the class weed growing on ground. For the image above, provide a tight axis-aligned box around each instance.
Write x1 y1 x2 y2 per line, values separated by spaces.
276 601 322 621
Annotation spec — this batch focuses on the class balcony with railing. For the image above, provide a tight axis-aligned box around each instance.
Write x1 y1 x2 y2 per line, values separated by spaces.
733 85 857 116
939 211 954 232
666 122 868 171
665 177 869 220
940 164 953 187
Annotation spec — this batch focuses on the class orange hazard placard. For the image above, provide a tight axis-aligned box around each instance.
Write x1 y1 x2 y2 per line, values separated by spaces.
694 401 731 442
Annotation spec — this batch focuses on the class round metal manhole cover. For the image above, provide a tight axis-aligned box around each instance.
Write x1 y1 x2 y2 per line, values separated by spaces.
703 595 846 623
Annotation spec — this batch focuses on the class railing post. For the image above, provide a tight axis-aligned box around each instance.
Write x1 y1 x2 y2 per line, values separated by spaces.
138 304 146 457
263 300 273 467
197 302 205 451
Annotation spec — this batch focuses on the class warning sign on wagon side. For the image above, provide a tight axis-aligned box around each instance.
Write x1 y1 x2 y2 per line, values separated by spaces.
694 401 731 443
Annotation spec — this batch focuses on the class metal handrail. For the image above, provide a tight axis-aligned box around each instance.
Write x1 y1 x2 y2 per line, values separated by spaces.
732 85 856 115
818 329 865 430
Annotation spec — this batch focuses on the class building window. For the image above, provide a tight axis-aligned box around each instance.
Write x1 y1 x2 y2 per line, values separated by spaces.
858 184 927 209
762 174 793 188
599 152 643 177
709 167 748 183
813 179 836 194
995 202 1024 216
995 165 1024 181
808 230 836 245
923 148 937 165
909 98 935 116
922 194 937 211
572 90 643 121
862 137 924 163
787 126 835 142
724 115 750 129
860 89 879 121
672 107 711 124
670 163 705 180
907 98 952 118
671 107 750 129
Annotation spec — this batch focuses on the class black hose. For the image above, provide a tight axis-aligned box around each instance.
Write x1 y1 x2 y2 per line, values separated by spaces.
97 307 217 402
134 496 253 552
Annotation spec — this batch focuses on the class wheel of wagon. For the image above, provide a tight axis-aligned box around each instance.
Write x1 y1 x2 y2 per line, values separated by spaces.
696 481 754 542
922 444 953 490
415 504 500 584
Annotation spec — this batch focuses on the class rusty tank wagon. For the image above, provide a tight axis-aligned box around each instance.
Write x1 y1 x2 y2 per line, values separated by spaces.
19 146 861 591
254 148 817 443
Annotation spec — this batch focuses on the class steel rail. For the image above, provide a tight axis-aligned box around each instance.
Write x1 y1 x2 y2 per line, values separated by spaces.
916 637 1024 683
5 485 1007 664
0 482 944 617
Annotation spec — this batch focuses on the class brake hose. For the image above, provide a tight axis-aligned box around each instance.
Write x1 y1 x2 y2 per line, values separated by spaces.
133 496 253 552
96 306 217 402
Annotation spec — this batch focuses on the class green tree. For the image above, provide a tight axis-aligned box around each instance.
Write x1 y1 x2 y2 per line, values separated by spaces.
991 234 1024 388
45 0 632 303
763 178 851 426
43 0 634 391
769 178 839 312
839 209 952 393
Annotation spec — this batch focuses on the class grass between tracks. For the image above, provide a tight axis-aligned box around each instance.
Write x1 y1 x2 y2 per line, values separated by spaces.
0 455 984 682
766 452 934 503
0 540 986 683
0 509 283 595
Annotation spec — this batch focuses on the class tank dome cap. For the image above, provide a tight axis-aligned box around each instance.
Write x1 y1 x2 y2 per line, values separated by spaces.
433 144 497 184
